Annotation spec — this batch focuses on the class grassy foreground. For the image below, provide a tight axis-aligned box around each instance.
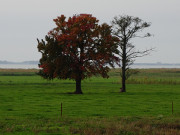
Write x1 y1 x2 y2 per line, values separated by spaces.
0 68 180 134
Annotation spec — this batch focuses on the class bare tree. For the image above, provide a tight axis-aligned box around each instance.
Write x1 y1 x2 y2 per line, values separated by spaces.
112 15 154 92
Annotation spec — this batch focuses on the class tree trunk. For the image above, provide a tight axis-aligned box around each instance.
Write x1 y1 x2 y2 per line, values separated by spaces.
74 78 83 94
121 66 126 92
121 41 126 92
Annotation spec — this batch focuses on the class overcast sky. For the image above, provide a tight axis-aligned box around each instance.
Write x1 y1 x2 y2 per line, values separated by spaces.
0 0 180 63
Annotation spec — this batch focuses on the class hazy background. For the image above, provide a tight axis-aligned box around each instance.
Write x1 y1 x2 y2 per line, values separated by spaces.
0 0 180 63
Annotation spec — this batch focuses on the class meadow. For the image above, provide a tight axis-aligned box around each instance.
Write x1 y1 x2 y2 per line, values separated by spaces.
0 68 180 135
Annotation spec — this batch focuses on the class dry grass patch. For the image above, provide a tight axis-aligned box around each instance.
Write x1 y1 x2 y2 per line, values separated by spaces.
69 117 180 135
0 68 38 73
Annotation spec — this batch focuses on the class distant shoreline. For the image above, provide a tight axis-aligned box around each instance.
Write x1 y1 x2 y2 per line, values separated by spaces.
0 60 180 66
0 60 39 65
1 63 180 69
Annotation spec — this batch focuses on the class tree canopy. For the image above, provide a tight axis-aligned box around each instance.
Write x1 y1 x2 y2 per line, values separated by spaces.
112 15 153 92
37 14 119 94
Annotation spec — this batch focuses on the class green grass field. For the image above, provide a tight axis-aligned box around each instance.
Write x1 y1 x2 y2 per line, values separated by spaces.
0 68 180 134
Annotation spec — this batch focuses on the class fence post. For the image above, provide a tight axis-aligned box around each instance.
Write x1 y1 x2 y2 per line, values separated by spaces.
61 103 62 117
172 101 173 115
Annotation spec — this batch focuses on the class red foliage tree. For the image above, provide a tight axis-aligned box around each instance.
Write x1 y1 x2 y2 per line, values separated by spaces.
37 14 119 94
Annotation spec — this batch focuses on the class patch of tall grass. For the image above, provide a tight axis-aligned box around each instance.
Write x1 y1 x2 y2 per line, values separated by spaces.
111 68 180 84
0 117 180 135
